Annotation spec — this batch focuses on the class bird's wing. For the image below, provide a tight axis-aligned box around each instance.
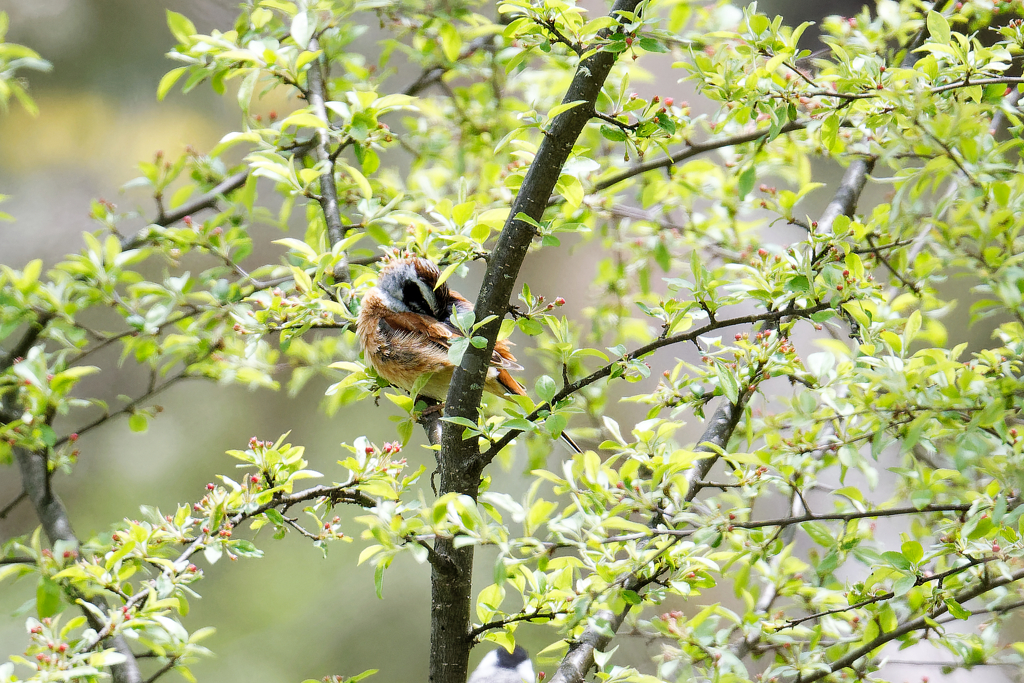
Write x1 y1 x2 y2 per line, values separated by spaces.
379 309 524 372
377 308 460 350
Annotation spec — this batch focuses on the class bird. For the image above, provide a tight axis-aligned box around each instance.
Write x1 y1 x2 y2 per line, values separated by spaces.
467 645 535 683
356 255 582 453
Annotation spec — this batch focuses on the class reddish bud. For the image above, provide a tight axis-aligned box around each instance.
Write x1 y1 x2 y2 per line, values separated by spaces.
206 483 216 490
555 297 566 306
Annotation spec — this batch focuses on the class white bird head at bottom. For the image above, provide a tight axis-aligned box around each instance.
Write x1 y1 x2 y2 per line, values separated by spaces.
467 645 535 683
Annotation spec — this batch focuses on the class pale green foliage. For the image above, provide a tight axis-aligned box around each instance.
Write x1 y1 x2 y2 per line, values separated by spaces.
4 0 1024 682
0 12 51 116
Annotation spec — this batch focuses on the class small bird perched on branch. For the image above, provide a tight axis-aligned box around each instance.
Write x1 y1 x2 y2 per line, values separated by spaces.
356 255 582 453
467 646 535 683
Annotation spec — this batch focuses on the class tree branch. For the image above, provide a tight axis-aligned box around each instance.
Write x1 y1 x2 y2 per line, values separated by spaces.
78 479 375 652
0 490 27 520
430 2 644 682
468 610 558 640
54 358 203 447
546 393 751 683
148 171 249 233
815 157 875 236
591 119 810 195
800 566 1024 683
0 312 54 373
11 438 142 683
142 656 180 683
476 302 830 465
305 37 350 282
600 502 976 543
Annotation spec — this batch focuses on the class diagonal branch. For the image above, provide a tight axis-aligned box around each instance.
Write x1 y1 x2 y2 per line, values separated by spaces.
476 302 830 465
591 119 810 195
547 392 752 683
800 566 1024 683
815 157 875 236
78 479 376 653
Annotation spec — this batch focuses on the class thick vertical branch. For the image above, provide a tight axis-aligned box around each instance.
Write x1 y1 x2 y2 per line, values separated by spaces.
12 444 142 683
440 0 641 450
428 3 642 682
305 37 351 282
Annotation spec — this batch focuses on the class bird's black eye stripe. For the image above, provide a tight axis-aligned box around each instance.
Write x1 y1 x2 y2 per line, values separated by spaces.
402 281 434 315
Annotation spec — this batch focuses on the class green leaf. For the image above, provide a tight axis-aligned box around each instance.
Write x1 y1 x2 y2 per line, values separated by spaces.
548 100 588 119
128 413 148 433
36 577 62 618
882 551 912 571
637 37 668 52
821 114 839 153
600 125 628 142
738 165 756 199
556 175 584 209
892 573 916 597
157 67 187 101
653 241 671 272
901 540 923 565
715 363 740 404
535 375 556 404
926 10 951 47
944 597 971 620
439 22 462 62
167 10 197 44
237 69 259 115
290 11 314 49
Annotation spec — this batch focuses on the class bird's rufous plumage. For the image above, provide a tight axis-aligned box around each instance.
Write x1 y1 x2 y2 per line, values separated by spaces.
356 256 581 453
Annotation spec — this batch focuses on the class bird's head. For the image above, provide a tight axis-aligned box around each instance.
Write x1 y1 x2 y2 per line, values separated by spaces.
469 646 535 683
374 257 447 318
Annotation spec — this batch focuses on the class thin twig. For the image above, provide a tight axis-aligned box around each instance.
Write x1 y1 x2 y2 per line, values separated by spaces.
0 490 27 519
142 657 179 683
